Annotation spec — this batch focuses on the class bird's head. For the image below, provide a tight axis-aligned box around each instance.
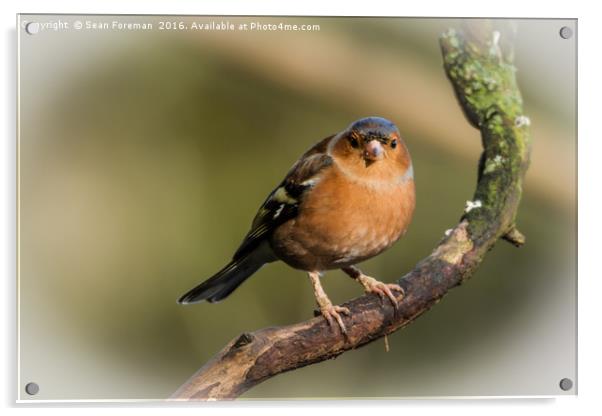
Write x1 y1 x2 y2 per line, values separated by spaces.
329 117 412 181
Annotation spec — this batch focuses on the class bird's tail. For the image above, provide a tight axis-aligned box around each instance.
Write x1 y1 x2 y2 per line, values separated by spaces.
177 250 270 304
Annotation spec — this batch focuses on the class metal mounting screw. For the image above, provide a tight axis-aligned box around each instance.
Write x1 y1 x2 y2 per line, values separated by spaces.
559 26 573 40
559 378 573 391
25 22 40 35
25 382 39 395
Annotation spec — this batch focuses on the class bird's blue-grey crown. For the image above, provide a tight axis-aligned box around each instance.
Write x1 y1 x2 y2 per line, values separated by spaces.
346 116 400 140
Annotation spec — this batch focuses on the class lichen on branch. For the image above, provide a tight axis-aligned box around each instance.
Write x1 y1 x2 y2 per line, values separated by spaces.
440 24 531 247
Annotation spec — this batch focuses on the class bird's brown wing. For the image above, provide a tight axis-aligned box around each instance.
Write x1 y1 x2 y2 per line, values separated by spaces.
233 135 335 260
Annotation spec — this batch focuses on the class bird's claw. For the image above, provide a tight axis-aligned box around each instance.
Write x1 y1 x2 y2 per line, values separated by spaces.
360 275 404 308
320 304 351 335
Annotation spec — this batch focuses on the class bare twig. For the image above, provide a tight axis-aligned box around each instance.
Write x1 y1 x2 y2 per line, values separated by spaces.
171 22 531 401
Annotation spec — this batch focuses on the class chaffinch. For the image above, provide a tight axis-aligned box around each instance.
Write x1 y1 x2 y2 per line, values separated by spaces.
178 116 416 335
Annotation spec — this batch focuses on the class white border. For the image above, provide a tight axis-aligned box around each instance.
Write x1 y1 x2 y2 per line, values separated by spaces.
3 1 600 415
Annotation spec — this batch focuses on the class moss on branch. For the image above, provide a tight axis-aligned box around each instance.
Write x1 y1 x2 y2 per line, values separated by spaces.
440 24 531 249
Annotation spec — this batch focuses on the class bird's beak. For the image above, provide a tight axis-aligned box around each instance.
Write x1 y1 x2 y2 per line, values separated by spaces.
363 140 384 161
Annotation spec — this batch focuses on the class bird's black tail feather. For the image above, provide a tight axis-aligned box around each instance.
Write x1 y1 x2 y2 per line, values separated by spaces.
177 254 265 304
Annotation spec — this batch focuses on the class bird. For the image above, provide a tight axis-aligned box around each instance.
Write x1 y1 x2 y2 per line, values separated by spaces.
178 116 416 335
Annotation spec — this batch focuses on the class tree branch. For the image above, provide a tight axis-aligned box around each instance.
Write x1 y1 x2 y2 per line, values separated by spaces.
171 22 532 401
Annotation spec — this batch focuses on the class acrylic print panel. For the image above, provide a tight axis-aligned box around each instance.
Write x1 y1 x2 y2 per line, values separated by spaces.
17 15 576 401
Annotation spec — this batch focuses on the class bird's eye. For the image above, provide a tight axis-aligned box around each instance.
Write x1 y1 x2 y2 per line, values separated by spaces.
390 140 398 149
349 137 359 148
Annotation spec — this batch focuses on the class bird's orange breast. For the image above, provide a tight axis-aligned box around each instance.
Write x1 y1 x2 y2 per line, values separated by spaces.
270 166 415 271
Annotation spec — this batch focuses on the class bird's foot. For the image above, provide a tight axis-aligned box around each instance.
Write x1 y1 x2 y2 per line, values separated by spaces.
319 302 351 336
308 271 351 336
358 275 404 307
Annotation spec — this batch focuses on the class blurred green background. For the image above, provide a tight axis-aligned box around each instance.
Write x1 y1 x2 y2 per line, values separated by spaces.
18 16 576 400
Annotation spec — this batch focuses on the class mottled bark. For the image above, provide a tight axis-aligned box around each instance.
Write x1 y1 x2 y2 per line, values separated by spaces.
171 22 531 401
